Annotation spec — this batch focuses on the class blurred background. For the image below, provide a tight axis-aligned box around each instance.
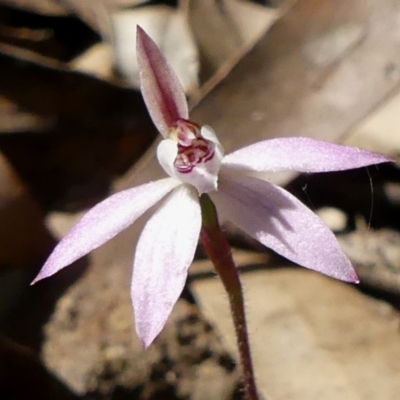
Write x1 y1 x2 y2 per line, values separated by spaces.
0 0 400 399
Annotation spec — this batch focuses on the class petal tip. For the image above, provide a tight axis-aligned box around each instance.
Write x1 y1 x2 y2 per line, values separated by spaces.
350 273 360 284
136 325 158 350
140 337 153 350
378 155 395 164
136 24 144 36
342 269 359 284
30 276 40 286
30 262 55 285
136 25 148 50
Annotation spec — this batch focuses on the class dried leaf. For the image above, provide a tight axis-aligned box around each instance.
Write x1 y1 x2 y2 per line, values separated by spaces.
61 0 112 40
0 334 77 400
193 268 400 400
0 96 52 133
0 42 145 118
70 42 115 81
187 0 278 80
0 0 67 16
344 89 400 162
0 151 54 269
0 0 150 38
0 42 156 208
338 228 400 295
0 0 150 16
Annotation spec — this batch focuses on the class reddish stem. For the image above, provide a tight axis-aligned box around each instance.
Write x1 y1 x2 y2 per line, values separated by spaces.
200 194 259 400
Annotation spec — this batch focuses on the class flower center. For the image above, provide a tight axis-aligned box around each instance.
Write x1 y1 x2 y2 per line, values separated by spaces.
170 119 215 174
158 122 223 194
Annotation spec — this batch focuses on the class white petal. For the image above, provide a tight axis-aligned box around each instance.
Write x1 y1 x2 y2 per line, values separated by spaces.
201 125 223 149
211 172 358 282
182 158 220 195
33 178 179 283
223 137 392 173
132 184 201 348
157 138 179 178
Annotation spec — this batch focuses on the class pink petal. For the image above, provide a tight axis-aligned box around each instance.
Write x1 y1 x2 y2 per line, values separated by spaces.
136 26 188 137
32 178 179 283
223 137 392 173
211 172 358 282
132 185 201 348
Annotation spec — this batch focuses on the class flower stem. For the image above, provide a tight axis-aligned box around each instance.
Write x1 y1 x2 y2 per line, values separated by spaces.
199 194 259 400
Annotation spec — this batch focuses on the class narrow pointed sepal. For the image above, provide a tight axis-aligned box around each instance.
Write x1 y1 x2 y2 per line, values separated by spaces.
32 178 179 284
212 171 358 282
223 137 393 173
136 25 188 137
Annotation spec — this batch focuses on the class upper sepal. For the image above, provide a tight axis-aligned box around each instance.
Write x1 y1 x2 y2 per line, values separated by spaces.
136 25 188 137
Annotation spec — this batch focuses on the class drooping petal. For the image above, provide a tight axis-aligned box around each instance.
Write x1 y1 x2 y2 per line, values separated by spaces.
132 184 201 348
137 26 188 137
223 137 392 173
211 172 358 282
32 178 179 283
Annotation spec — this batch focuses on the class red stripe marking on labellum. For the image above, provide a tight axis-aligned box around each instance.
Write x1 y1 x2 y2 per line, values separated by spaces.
172 119 216 173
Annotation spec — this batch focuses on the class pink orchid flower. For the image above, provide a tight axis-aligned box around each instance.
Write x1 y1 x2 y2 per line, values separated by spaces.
33 26 391 348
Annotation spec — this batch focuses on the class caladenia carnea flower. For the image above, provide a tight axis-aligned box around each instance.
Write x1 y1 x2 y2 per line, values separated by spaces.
33 26 392 355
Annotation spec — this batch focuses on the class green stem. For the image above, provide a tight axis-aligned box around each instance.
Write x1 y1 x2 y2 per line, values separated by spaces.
200 194 259 400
